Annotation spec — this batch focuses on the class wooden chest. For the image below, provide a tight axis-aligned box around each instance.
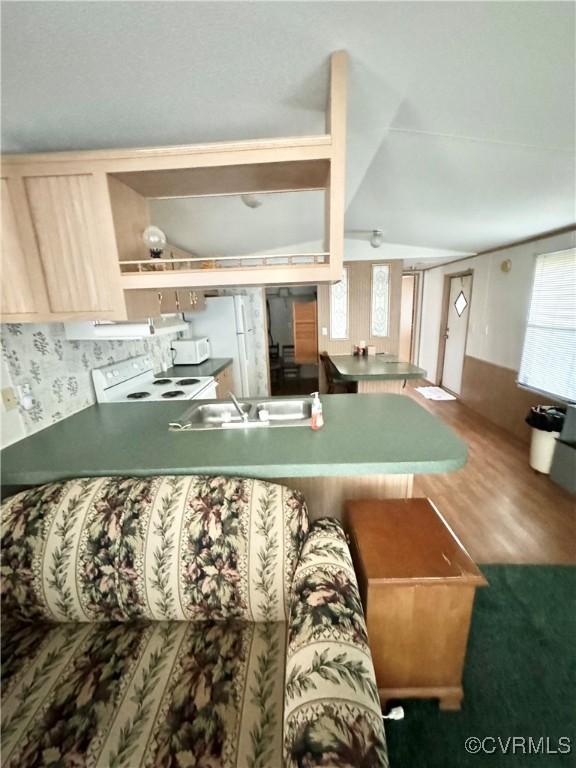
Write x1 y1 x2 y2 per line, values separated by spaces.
346 498 487 710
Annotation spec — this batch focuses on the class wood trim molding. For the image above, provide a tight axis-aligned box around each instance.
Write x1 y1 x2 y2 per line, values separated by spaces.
460 355 559 443
1 135 332 167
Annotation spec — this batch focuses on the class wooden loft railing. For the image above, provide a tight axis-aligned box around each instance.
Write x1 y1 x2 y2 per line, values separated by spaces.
120 254 331 289
120 253 329 270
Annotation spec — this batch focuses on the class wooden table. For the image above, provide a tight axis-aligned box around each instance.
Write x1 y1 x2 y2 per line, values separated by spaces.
345 497 487 710
330 354 426 394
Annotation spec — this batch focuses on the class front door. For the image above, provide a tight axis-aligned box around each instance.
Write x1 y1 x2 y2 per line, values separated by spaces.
442 274 472 395
399 274 416 362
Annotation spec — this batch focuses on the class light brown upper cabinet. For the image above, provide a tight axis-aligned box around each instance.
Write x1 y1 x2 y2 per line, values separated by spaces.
24 174 124 314
293 301 318 364
1 176 49 318
1 170 126 322
1 51 347 320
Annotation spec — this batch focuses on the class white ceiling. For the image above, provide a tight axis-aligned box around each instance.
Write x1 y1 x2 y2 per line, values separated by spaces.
2 1 574 257
150 192 324 257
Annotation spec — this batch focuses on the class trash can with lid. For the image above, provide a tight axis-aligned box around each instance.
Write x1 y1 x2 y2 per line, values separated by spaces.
525 406 566 474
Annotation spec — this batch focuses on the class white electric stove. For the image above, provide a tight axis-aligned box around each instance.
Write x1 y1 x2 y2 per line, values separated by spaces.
92 355 217 403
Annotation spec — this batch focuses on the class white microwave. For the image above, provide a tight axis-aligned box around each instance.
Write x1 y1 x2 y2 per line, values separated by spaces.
171 337 210 365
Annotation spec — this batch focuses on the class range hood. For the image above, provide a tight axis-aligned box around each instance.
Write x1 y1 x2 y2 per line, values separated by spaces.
64 316 188 341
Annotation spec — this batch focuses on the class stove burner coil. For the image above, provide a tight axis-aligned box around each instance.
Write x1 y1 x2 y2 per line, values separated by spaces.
153 379 172 385
127 391 151 400
175 378 200 386
162 390 185 399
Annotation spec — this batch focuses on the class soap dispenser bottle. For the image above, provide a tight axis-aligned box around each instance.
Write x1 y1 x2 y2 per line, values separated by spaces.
311 392 324 431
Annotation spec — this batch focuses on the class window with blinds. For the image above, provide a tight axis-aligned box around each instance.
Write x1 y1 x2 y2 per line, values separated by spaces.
518 248 576 402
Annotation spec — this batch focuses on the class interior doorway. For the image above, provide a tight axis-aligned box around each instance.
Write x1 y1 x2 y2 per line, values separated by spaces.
266 286 319 395
399 273 418 362
438 271 473 395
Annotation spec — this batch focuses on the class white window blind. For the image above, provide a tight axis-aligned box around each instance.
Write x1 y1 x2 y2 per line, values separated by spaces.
518 248 576 402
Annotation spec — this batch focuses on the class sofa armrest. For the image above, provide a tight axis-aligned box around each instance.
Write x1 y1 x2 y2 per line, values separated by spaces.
284 518 388 768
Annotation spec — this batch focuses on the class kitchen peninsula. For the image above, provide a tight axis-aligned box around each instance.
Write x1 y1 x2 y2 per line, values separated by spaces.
330 354 426 394
1 394 466 518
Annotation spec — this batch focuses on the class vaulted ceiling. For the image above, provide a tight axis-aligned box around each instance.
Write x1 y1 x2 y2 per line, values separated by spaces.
2 1 574 263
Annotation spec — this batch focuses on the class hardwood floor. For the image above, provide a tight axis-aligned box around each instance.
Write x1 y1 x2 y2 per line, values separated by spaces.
405 382 576 565
271 377 319 396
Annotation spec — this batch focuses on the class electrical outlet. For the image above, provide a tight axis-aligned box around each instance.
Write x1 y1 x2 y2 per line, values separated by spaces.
1 387 18 411
321 326 328 336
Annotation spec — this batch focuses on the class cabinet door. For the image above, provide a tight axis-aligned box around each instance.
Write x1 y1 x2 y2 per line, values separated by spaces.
177 289 205 313
124 290 162 320
1 177 49 318
293 301 318 363
160 290 179 314
24 173 124 315
215 365 233 399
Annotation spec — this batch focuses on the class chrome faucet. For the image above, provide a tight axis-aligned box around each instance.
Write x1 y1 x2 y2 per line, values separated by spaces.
229 392 249 422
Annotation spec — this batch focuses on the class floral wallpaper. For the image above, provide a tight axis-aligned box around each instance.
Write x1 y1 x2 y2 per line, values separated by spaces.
0 323 180 447
0 288 269 448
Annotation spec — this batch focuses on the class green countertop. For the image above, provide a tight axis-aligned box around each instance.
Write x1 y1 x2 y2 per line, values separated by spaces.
158 358 233 379
331 355 427 381
0 394 466 487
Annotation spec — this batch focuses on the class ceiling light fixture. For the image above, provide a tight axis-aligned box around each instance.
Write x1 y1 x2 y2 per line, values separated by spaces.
370 229 385 248
142 225 167 258
241 194 263 209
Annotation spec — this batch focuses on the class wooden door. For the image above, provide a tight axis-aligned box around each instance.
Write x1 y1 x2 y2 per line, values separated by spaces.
0 176 50 318
399 274 416 362
23 173 125 316
441 274 472 395
293 300 318 364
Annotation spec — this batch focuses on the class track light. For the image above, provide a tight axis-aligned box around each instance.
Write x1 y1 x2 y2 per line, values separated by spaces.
370 229 385 248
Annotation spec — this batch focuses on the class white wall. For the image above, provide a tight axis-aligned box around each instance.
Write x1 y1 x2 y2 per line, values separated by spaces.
418 230 576 383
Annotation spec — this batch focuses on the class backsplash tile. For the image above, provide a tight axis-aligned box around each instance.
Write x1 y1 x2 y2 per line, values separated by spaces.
0 323 180 447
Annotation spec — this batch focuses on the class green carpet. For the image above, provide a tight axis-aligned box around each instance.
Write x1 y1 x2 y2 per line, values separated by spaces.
385 566 576 768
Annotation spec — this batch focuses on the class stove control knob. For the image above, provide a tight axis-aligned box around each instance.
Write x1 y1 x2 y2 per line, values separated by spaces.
113 370 119 378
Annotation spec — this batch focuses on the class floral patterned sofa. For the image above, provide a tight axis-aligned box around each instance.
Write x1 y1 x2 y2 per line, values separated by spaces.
1 475 388 768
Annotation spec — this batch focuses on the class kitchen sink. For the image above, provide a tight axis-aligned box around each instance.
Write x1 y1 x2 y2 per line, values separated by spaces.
255 399 312 422
169 396 313 431
187 402 252 425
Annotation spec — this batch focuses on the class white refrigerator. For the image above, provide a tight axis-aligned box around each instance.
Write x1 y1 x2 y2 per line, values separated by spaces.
185 296 258 397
